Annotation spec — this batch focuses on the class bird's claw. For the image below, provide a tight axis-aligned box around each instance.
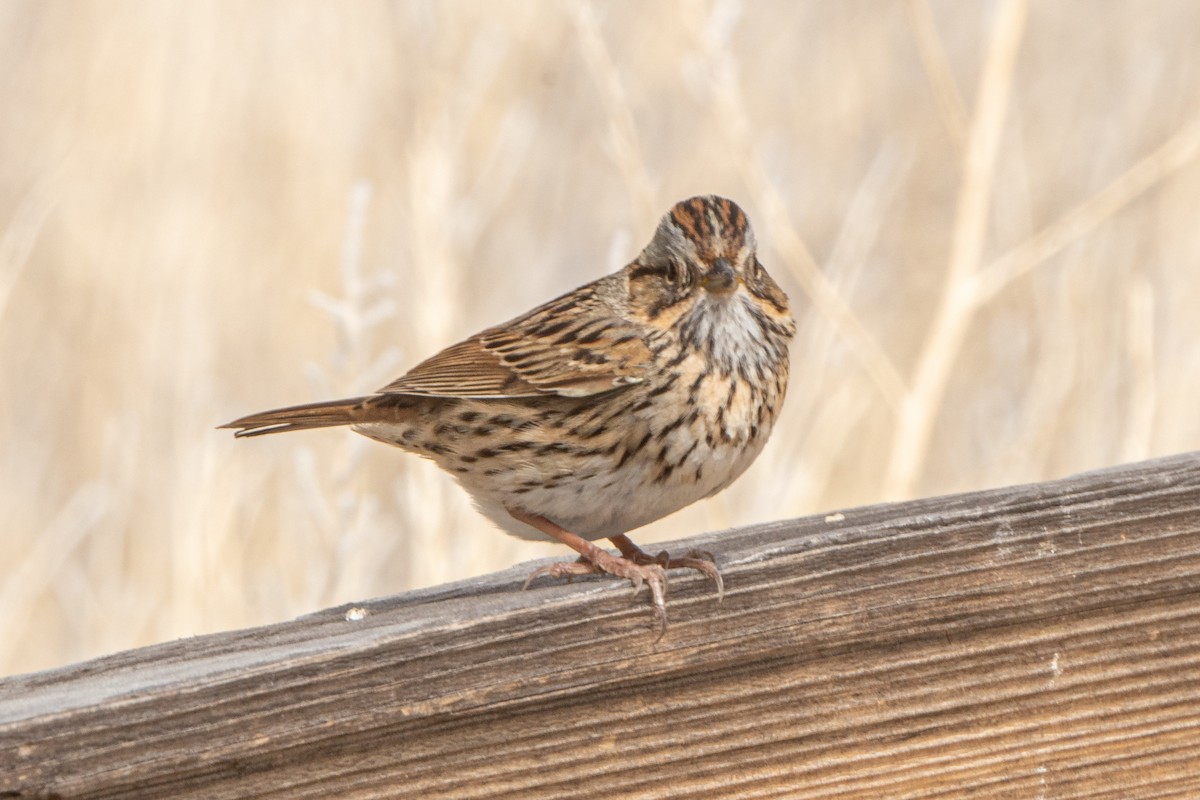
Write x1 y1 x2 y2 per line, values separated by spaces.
523 551 669 637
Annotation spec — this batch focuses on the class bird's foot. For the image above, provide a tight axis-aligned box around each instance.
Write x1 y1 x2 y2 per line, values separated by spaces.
523 549 668 637
609 534 724 601
510 508 732 639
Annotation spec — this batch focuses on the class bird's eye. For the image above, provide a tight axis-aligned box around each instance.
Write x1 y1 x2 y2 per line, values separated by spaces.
628 258 691 290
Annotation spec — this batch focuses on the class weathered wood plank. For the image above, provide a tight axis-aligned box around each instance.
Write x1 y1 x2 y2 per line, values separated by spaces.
3 453 1200 799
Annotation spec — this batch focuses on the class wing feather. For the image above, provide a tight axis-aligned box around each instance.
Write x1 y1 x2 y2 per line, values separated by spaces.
377 281 651 399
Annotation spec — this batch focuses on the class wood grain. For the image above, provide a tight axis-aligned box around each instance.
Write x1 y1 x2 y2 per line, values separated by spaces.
3 452 1200 799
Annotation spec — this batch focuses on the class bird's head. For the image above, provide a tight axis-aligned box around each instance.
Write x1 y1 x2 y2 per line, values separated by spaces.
625 196 793 355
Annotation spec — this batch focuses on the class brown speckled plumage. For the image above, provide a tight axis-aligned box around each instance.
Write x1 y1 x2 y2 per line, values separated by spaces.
223 196 794 634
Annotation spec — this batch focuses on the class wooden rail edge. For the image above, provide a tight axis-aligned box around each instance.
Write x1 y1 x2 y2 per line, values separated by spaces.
3 452 1200 799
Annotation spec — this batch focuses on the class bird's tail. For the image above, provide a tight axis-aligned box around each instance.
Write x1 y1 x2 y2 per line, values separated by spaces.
219 397 373 437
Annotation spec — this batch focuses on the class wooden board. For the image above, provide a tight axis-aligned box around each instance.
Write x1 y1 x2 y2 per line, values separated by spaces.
3 452 1200 799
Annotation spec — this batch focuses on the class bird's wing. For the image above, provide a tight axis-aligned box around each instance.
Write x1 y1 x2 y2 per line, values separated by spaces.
377 288 652 399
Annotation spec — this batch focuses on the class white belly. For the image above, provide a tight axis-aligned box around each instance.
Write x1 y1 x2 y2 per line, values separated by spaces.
466 408 773 542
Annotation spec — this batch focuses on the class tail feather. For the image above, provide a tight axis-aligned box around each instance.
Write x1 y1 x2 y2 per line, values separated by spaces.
220 397 371 437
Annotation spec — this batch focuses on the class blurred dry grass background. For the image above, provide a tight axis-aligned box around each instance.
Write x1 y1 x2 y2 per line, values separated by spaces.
3 0 1200 676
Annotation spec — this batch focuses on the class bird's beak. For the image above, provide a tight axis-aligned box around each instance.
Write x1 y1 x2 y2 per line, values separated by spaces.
702 258 739 296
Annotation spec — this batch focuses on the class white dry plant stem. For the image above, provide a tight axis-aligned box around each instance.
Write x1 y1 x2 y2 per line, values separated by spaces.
975 119 1200 305
570 0 659 224
0 484 112 658
1120 275 1157 463
884 0 1029 500
905 0 969 159
779 144 913 510
0 154 67 326
296 180 402 607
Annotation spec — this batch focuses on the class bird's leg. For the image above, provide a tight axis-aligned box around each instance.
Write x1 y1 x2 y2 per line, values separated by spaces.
608 533 724 601
511 508 668 636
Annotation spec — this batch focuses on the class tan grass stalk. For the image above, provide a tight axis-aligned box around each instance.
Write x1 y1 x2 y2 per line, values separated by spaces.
975 119 1200 304
906 0 969 158
570 0 657 223
884 0 1029 500
1121 275 1157 463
